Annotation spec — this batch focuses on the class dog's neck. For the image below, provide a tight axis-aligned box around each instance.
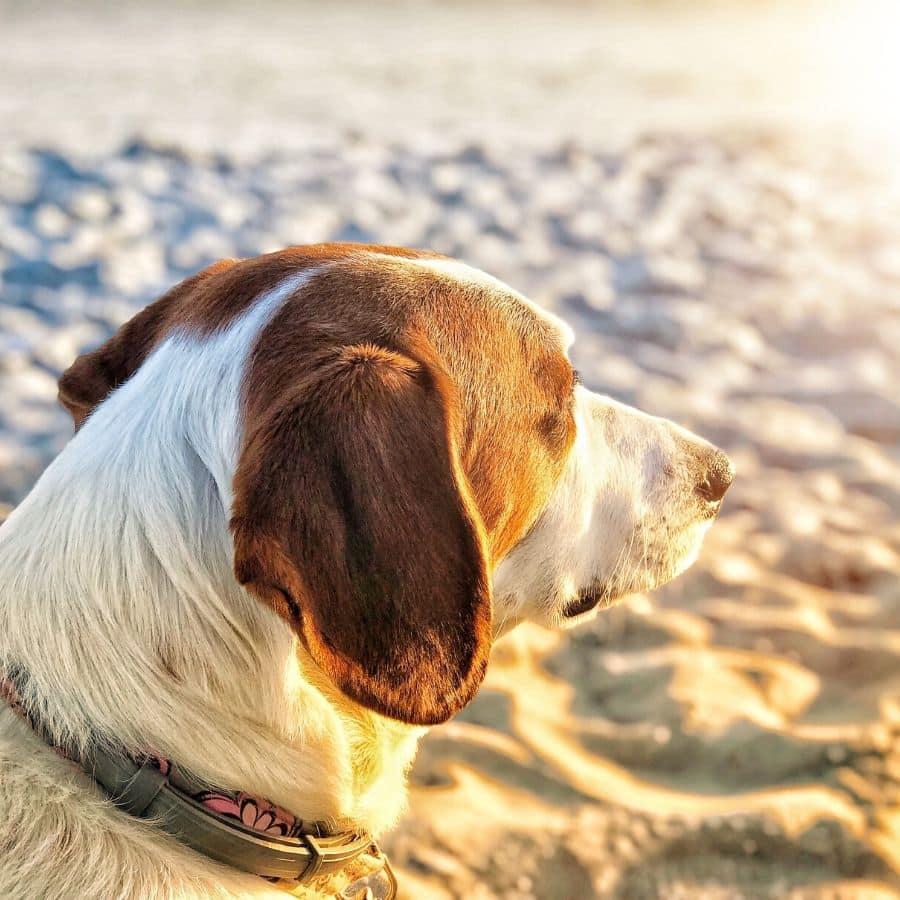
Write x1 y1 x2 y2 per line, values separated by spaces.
0 309 422 838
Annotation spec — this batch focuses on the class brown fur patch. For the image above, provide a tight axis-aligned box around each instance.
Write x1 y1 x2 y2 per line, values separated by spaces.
56 244 442 428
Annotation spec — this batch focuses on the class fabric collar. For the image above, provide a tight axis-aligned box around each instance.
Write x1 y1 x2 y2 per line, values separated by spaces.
1 670 396 898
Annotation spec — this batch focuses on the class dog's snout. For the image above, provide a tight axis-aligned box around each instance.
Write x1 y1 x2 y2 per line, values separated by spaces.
696 449 734 502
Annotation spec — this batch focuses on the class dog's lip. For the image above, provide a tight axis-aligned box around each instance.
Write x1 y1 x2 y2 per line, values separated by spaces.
562 588 607 618
700 497 723 520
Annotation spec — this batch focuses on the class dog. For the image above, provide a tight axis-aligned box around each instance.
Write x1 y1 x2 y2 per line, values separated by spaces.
0 244 732 899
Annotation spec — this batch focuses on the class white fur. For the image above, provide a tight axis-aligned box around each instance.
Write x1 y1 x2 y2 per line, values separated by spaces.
0 270 420 899
0 256 722 898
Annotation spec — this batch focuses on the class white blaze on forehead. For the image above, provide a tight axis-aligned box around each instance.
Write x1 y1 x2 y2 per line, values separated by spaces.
384 254 576 352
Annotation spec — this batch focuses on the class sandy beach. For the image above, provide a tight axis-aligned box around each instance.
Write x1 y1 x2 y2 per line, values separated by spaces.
2 2 899 897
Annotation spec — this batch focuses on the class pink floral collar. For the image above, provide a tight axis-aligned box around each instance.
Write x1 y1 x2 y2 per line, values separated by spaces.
147 754 308 838
0 673 309 839
1 671 395 897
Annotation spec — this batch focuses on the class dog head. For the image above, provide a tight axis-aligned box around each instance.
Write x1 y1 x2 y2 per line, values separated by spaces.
58 245 732 726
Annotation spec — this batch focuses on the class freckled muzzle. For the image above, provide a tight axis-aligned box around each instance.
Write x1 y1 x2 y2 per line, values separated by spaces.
560 437 734 621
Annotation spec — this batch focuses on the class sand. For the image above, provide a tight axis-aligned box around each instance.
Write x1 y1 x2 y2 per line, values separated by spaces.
1 2 899 897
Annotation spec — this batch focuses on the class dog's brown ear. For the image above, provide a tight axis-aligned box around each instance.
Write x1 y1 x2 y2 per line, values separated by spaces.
57 261 236 429
57 302 171 429
231 343 493 726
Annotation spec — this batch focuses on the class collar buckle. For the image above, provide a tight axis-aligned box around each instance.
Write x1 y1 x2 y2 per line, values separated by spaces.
299 831 374 881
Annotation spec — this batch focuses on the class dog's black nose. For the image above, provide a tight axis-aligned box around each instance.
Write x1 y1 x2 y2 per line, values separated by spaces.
697 450 734 502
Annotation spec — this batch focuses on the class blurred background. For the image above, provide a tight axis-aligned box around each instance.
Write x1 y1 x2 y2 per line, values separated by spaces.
2 1 899 897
